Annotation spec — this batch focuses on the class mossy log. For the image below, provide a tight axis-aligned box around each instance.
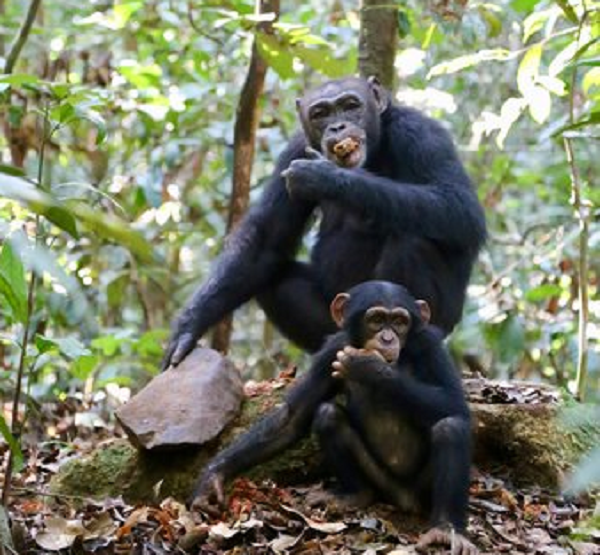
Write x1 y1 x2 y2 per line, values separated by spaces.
50 379 599 503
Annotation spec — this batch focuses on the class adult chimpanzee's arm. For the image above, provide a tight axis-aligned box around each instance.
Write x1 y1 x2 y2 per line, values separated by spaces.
163 136 314 369
284 108 486 251
339 328 469 428
191 334 344 508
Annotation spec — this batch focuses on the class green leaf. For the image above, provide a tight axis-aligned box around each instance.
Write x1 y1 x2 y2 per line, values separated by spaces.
0 164 27 177
517 44 542 96
0 242 28 323
552 111 600 135
497 314 526 364
583 67 600 95
0 73 41 86
398 10 411 39
256 33 295 80
71 354 98 381
525 283 563 302
52 336 92 359
554 0 578 24
427 49 516 78
0 175 154 262
45 206 79 238
114 0 143 27
522 9 552 43
511 0 542 12
35 334 59 355
528 85 552 123
293 45 355 78
0 416 24 473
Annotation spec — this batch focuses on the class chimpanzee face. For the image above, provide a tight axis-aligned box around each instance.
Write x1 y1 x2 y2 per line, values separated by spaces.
296 77 388 169
329 280 431 363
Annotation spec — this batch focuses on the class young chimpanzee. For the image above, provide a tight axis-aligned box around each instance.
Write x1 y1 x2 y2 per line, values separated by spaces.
192 281 477 555
162 76 486 370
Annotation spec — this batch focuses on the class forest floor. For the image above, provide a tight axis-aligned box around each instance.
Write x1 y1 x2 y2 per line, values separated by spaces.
2 394 599 555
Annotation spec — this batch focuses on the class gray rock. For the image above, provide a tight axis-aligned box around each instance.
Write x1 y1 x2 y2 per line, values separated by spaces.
115 347 244 450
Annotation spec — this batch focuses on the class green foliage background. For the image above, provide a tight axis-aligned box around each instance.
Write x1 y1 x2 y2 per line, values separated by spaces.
0 0 598 412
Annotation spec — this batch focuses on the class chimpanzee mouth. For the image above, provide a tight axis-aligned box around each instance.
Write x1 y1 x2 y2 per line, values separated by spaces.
329 136 366 168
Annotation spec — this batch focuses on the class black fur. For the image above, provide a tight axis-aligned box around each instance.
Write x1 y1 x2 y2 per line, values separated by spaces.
163 77 486 368
193 281 473 533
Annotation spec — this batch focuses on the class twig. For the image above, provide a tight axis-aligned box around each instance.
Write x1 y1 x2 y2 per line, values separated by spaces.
4 0 43 74
563 5 591 401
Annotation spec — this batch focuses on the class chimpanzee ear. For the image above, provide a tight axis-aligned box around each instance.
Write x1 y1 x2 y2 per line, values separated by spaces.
330 293 350 328
367 76 389 114
415 300 431 325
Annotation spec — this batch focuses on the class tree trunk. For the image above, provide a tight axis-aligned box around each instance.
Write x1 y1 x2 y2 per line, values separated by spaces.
357 0 399 91
210 0 281 353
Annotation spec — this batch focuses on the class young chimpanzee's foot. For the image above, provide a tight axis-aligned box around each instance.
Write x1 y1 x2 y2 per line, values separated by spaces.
416 526 478 555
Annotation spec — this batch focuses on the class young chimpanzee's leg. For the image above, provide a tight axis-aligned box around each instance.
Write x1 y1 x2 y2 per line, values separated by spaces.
428 416 471 530
312 402 418 511
257 262 336 351
416 415 478 555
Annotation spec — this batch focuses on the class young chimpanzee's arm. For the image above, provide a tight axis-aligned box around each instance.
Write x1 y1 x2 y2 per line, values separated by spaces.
338 327 469 427
191 333 345 509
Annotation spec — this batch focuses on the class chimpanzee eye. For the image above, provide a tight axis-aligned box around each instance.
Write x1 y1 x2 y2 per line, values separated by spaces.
310 105 330 119
342 97 361 111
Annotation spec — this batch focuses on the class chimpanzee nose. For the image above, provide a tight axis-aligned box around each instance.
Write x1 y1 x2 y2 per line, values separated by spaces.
329 122 347 133
381 330 395 344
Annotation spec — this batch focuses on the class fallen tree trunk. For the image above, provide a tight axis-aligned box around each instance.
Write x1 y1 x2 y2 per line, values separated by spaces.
50 378 600 503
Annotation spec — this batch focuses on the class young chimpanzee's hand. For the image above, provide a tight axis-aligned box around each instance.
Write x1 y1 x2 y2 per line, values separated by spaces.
331 345 386 380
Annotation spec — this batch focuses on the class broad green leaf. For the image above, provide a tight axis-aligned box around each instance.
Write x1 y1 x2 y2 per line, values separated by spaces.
293 45 355 78
71 354 98 381
497 314 526 364
528 85 552 123
0 242 28 323
74 106 107 145
398 10 411 39
0 73 41 86
35 334 59 355
0 175 154 262
553 111 600 135
555 0 578 24
118 62 162 89
68 204 155 264
91 335 123 357
0 416 24 473
497 97 527 147
517 44 542 96
523 9 552 43
583 67 600 95
427 49 516 78
525 283 563 302
0 164 27 177
52 336 92 359
549 42 579 76
114 0 143 27
0 175 78 238
511 0 542 12
538 75 567 96
256 34 295 80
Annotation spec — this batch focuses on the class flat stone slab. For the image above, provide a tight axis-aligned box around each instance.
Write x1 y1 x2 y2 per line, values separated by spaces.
115 347 244 450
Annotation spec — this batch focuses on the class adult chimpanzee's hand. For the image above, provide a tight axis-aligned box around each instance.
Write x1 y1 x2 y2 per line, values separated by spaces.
190 467 227 516
331 346 386 380
161 320 200 371
282 147 339 201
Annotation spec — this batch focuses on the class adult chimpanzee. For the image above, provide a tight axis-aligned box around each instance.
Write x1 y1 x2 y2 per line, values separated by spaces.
162 76 486 370
192 281 477 555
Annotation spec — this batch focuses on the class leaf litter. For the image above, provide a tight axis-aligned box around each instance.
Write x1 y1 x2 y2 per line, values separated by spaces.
1 389 599 554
